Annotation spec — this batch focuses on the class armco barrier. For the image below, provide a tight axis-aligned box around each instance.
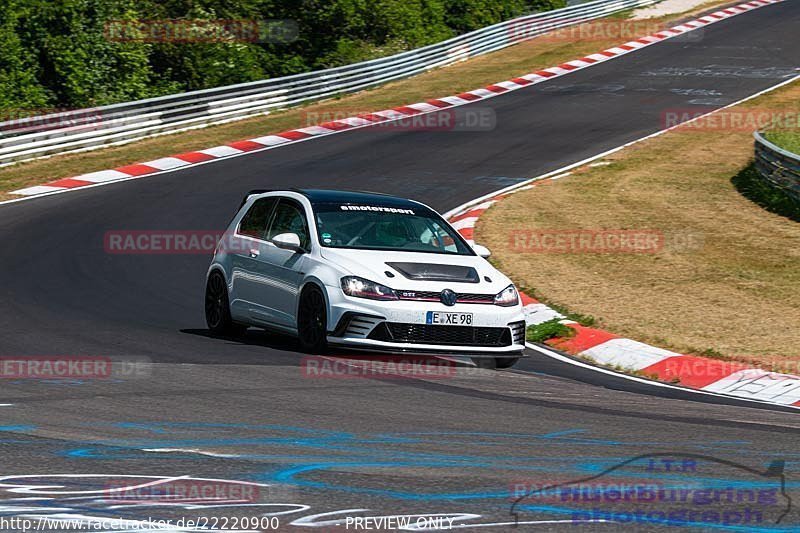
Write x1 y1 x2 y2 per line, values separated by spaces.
754 131 800 203
0 0 658 166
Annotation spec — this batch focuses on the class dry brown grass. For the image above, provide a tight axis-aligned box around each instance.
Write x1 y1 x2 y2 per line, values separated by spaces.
478 81 800 365
0 0 735 202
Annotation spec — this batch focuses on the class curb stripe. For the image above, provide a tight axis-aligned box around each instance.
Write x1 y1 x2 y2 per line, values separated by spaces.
197 146 243 157
640 355 750 388
175 152 217 163
485 85 509 93
114 164 158 176
47 178 94 189
426 99 452 108
456 92 482 101
227 140 266 151
8 0 785 209
248 135 291 146
393 106 422 115
277 130 314 141
316 121 354 131
440 67 800 407
73 169 130 183
141 157 190 170
520 293 540 306
546 325 619 354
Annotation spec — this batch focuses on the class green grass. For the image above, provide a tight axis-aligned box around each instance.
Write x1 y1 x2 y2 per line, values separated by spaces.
764 131 800 155
526 319 575 343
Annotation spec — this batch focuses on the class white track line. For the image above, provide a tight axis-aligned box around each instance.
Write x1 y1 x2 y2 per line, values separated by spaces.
441 74 800 411
526 343 800 411
0 0 786 208
443 74 800 219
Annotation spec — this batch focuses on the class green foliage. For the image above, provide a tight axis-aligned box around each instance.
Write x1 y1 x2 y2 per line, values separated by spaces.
731 163 800 222
0 0 50 112
526 319 574 343
445 0 526 33
1 0 568 113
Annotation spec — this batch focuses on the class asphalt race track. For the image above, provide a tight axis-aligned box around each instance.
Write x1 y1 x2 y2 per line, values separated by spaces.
0 2 799 531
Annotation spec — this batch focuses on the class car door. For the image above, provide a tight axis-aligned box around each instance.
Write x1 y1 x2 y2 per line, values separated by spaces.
229 197 277 323
257 198 311 328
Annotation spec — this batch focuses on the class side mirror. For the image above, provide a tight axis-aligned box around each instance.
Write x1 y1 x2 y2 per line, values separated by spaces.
472 243 491 258
272 233 305 253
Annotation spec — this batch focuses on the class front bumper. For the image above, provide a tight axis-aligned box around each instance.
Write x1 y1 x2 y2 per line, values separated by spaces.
325 287 526 355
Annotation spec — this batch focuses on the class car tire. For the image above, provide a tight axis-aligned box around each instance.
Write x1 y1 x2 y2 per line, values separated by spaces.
298 284 328 354
205 271 246 336
494 356 520 369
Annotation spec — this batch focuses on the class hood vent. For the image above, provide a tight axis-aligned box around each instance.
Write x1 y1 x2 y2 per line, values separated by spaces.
385 262 480 283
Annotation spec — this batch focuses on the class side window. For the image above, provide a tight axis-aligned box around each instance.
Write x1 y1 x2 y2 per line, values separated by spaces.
405 217 456 252
238 198 276 239
267 199 310 250
421 219 459 252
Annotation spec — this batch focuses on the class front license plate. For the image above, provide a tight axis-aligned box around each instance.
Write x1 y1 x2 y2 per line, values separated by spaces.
426 311 473 325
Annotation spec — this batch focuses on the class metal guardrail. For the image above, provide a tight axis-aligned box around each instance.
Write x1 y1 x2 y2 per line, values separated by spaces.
0 0 657 165
754 132 800 203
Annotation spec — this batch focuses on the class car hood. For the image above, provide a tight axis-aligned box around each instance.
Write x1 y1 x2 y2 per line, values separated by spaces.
319 247 513 294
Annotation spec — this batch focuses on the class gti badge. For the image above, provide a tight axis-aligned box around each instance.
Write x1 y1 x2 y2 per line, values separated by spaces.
440 289 457 307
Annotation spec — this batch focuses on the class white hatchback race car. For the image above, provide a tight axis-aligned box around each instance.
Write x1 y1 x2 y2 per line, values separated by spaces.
205 189 526 368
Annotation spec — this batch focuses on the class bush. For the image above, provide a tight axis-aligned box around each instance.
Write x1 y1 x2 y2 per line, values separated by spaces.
731 163 800 222
1 0 568 113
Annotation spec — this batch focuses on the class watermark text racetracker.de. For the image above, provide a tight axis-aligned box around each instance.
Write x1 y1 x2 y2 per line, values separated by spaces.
301 355 492 379
507 229 704 254
302 107 496 132
0 515 456 531
0 356 151 379
104 230 244 255
508 18 703 44
104 19 298 44
0 108 105 135
104 477 262 505
0 516 282 531
663 108 800 132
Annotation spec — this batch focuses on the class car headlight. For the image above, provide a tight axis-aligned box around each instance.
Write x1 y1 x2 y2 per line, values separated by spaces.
341 276 398 301
494 284 519 307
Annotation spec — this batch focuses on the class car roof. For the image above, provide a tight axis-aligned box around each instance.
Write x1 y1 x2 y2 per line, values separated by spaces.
293 189 425 209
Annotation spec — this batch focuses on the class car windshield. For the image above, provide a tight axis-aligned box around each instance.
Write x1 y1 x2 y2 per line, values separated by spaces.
312 202 474 255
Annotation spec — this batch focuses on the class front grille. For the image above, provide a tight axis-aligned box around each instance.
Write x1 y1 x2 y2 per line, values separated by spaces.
332 313 385 338
345 316 383 338
369 322 511 347
456 293 495 304
509 320 526 345
396 291 495 304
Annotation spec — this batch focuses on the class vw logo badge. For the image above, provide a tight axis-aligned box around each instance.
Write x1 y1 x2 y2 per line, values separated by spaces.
440 289 457 307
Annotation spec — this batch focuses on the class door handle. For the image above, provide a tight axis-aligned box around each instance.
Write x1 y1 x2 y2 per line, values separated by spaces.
249 248 260 258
